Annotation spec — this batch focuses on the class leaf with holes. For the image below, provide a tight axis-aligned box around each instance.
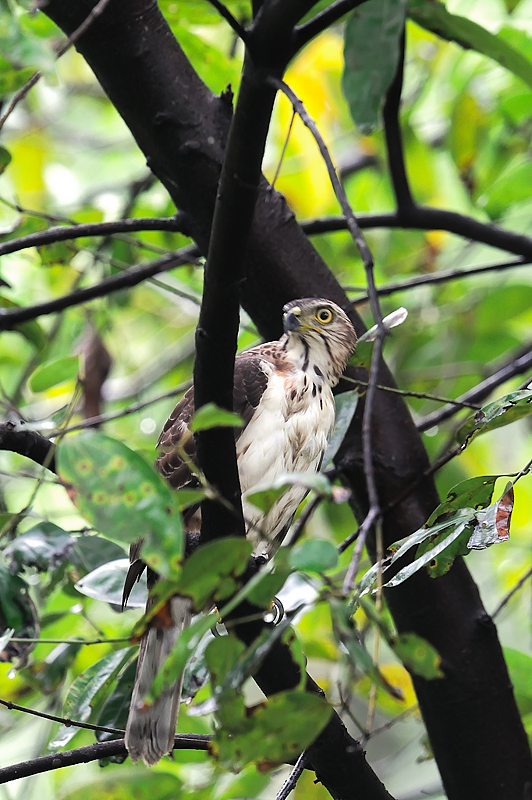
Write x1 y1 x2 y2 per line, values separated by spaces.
57 431 184 578
211 690 331 772
458 390 532 447
467 484 514 550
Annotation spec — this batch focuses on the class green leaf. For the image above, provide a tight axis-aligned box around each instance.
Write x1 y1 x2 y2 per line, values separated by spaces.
427 476 499 526
75 559 147 608
0 146 11 175
504 648 532 716
457 391 532 447
211 691 332 772
50 648 134 749
247 472 331 514
408 0 532 91
322 390 359 469
392 633 443 679
29 355 79 392
39 642 82 694
70 536 127 574
57 431 184 578
289 539 338 573
0 295 47 350
59 771 182 800
205 634 246 689
176 537 252 609
342 0 407 132
189 403 243 432
4 522 75 573
0 58 34 94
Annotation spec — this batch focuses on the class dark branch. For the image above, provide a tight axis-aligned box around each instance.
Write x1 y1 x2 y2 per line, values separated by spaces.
0 213 189 258
0 245 199 330
417 343 532 432
0 423 56 472
382 28 414 209
0 734 210 784
302 210 532 260
347 258 529 300
205 0 250 43
295 0 370 48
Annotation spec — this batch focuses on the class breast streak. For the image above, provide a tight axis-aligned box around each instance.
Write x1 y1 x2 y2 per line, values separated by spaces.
236 366 335 551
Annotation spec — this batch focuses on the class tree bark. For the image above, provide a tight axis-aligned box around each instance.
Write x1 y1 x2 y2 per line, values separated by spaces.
41 1 532 797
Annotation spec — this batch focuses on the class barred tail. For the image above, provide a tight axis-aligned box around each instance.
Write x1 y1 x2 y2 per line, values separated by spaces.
125 596 192 766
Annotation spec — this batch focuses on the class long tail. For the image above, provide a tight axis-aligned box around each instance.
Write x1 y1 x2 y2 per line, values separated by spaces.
125 596 192 766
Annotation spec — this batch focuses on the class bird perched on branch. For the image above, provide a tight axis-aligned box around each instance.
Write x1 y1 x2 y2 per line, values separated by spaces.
124 297 357 766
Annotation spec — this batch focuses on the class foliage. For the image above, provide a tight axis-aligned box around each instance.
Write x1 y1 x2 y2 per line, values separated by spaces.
0 1 532 799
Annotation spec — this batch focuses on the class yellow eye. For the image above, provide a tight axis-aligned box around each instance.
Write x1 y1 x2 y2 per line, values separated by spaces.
316 307 333 324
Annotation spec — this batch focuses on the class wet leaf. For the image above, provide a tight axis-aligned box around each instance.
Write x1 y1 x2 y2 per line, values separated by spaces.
75 559 147 608
342 0 407 132
29 355 80 393
57 431 184 578
189 403 243 432
467 484 514 550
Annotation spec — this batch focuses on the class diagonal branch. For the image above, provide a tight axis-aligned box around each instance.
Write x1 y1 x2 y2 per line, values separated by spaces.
0 246 199 330
295 0 370 48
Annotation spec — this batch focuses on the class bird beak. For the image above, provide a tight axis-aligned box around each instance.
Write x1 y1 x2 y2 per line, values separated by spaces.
284 307 302 333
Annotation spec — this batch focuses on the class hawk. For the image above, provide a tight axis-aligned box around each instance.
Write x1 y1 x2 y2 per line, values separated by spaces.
124 297 357 766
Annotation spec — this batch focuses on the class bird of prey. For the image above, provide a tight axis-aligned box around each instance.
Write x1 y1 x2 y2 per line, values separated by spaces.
124 297 357 766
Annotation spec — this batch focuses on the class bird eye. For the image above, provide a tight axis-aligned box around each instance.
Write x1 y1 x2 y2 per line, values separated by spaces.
316 307 333 324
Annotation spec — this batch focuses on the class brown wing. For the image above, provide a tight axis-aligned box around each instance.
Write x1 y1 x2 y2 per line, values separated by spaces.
123 347 274 608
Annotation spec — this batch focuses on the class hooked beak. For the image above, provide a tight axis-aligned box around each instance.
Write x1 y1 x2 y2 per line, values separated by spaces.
284 307 302 333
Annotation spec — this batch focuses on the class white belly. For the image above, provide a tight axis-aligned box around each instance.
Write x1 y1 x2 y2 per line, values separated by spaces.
235 368 335 554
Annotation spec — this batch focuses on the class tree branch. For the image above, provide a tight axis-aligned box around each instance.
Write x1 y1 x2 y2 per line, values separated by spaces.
0 245 199 330
0 213 189 258
295 0 369 49
0 734 210 784
417 343 532 432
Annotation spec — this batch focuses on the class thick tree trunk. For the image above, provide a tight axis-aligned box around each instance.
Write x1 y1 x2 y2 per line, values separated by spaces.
42 1 532 797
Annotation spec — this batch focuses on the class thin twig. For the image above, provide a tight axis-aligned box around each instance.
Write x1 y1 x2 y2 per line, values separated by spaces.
10 637 131 644
343 375 481 410
0 245 199 330
417 345 532 432
205 0 250 44
0 0 113 132
276 751 308 800
346 258 530 301
492 565 532 619
0 733 211 784
267 77 379 321
0 697 124 737
295 0 370 48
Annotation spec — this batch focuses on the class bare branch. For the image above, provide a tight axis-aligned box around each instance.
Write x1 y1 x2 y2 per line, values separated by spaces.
0 696 123 737
0 734 210 784
205 0 250 43
417 343 532 431
0 245 199 330
0 213 189 258
295 0 369 48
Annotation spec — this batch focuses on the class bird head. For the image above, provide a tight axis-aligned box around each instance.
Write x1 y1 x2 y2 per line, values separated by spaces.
282 298 357 383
